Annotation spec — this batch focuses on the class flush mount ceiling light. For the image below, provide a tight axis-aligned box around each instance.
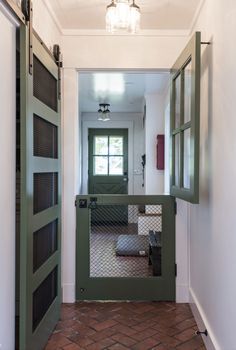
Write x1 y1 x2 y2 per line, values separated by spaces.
98 103 111 121
106 0 141 34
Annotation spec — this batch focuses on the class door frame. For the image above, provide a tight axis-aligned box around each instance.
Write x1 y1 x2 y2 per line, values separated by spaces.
82 120 134 195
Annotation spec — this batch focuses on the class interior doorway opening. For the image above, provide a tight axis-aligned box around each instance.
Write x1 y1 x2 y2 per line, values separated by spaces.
76 70 173 300
78 70 171 197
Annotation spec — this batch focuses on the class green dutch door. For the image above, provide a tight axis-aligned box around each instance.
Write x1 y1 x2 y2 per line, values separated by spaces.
76 195 176 301
170 32 201 203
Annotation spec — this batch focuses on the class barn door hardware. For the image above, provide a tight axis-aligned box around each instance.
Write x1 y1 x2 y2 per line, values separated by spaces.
21 0 33 74
53 44 63 100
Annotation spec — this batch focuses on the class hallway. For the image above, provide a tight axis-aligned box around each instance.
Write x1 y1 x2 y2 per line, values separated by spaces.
45 302 206 350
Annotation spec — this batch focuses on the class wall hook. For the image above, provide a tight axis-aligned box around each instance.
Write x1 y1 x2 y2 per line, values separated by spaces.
201 41 211 45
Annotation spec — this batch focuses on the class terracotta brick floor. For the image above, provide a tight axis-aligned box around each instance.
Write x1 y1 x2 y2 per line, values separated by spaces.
45 302 206 350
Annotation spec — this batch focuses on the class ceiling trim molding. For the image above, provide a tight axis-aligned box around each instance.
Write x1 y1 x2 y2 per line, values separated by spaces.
189 0 205 35
41 0 63 34
62 29 190 37
40 0 203 39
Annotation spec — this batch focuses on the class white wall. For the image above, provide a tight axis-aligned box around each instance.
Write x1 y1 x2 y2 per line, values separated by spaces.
62 34 188 69
145 94 165 194
33 0 61 48
81 112 144 195
0 7 17 350
62 69 80 302
189 0 236 349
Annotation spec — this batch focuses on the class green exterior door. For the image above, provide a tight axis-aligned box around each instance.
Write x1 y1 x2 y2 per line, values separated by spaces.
88 128 128 195
18 26 61 350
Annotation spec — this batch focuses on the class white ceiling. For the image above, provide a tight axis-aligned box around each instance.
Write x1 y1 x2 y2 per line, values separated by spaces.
79 72 169 113
47 0 202 31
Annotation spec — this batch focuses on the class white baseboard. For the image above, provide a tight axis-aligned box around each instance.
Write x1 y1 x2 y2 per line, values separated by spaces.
189 288 219 350
176 284 189 303
62 283 76 303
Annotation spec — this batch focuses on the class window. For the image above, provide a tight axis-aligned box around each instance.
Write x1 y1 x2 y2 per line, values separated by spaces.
93 136 124 176
170 32 201 203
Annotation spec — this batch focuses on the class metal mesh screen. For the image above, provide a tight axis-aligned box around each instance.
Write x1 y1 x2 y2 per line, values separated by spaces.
33 173 58 214
33 114 58 158
89 204 162 278
33 220 58 272
32 267 57 331
33 55 58 112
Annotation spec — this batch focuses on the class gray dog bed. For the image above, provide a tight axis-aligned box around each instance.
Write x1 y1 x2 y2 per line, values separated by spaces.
115 234 149 256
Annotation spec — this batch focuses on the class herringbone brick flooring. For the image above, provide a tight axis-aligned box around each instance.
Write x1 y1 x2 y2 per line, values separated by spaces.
45 302 206 350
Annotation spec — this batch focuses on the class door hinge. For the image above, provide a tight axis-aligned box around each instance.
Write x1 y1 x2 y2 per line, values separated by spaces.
175 263 177 276
75 199 77 207
174 201 177 215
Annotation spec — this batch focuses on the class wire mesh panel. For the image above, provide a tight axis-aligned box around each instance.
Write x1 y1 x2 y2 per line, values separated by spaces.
89 204 162 278
32 267 58 331
33 172 58 214
33 220 58 272
33 114 58 158
33 55 58 112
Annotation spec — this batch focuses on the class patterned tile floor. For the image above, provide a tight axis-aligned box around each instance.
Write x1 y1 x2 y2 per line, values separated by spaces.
90 234 150 278
45 302 206 350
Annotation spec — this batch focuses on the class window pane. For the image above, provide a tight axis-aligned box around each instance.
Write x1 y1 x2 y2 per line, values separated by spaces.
94 136 108 155
109 137 123 155
174 74 181 129
94 156 108 175
109 156 123 175
183 128 191 189
175 134 180 186
184 60 192 124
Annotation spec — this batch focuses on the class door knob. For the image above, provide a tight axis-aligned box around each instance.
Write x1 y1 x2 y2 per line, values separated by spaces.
123 178 128 182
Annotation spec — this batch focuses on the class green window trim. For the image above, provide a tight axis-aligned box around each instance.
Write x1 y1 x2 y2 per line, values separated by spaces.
170 32 201 204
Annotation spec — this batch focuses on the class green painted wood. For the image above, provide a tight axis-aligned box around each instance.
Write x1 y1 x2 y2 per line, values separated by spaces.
88 129 128 195
19 25 61 350
170 32 201 204
76 195 175 301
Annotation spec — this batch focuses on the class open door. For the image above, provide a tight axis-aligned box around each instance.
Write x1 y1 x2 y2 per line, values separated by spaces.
170 32 201 203
18 25 61 350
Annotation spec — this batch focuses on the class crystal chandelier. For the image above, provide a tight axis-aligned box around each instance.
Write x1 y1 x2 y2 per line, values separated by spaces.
106 0 141 34
98 103 111 121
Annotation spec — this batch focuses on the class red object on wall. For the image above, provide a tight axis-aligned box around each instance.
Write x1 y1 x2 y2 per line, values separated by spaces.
156 134 165 170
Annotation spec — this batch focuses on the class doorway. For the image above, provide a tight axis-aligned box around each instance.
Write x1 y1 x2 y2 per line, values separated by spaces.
79 71 170 196
88 128 128 194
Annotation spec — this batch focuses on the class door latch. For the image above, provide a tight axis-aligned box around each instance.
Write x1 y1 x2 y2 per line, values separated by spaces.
78 199 87 208
88 197 98 209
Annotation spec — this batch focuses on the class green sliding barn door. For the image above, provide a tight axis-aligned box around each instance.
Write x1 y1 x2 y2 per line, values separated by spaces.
19 25 61 350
